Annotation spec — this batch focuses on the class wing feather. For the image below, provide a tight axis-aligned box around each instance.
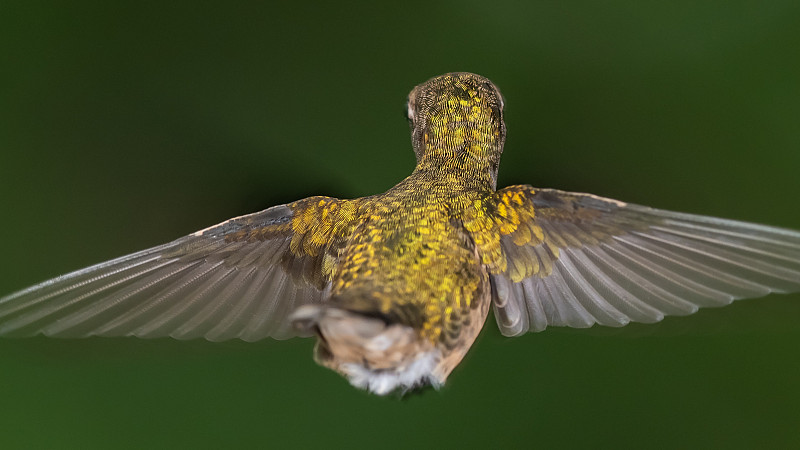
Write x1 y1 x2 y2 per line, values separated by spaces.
485 187 800 336
0 197 360 341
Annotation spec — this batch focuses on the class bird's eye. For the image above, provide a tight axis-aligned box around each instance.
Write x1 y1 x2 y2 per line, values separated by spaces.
405 99 414 123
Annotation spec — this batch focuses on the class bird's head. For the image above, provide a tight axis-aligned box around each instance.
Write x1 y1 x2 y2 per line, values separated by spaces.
406 72 506 185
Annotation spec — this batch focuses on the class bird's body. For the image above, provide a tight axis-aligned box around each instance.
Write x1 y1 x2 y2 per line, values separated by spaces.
3 73 800 395
282 74 506 392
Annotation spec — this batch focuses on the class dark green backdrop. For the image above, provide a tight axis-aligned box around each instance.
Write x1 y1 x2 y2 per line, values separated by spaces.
2 1 799 448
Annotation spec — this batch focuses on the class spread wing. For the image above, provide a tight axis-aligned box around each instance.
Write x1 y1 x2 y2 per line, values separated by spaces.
0 196 362 341
467 186 800 336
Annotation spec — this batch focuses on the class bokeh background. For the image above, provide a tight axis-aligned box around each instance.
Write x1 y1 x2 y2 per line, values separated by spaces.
2 1 800 448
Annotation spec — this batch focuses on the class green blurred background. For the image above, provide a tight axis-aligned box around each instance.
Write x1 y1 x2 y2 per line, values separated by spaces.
2 1 800 448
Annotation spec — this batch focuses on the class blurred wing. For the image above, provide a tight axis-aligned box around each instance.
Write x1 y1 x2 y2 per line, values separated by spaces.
479 187 800 336
0 196 362 341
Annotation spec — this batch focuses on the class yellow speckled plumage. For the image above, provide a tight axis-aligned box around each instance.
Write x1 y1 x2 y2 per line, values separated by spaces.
290 74 509 355
278 74 517 387
3 72 800 396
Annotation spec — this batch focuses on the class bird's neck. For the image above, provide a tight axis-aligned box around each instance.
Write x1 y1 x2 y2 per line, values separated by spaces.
412 141 501 191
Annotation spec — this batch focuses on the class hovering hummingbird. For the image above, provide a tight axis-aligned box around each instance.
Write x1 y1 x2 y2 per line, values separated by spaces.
2 73 799 395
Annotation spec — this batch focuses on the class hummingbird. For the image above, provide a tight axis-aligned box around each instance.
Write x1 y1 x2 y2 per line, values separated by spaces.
2 72 799 395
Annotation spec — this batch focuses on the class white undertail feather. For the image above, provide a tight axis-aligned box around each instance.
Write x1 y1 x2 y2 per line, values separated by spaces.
341 350 442 395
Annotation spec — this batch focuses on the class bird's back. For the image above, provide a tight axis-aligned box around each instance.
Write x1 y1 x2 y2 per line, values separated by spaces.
292 170 494 394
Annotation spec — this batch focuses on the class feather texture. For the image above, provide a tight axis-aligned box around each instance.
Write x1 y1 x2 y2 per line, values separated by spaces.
0 203 336 341
490 188 800 336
